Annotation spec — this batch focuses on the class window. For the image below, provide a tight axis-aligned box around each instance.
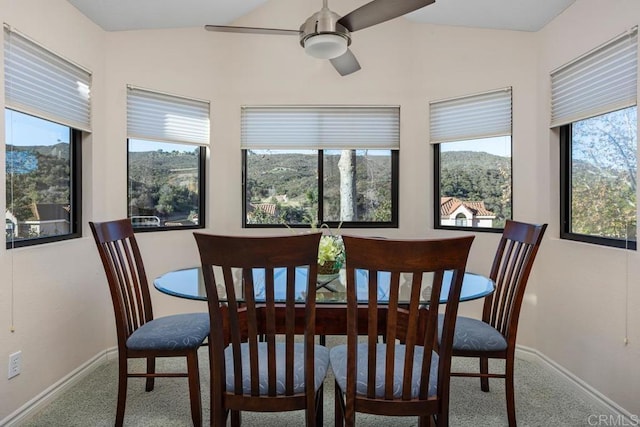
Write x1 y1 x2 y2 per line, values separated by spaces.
241 106 399 228
5 110 82 247
128 140 205 229
4 25 90 248
126 86 209 231
554 27 637 249
431 88 512 231
560 108 637 248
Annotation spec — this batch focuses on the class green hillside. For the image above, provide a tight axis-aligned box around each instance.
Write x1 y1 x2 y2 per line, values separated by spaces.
439 150 511 227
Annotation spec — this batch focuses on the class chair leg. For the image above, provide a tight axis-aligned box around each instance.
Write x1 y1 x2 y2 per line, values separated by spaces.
211 407 227 427
480 356 490 392
210 362 226 427
116 355 128 427
230 410 241 427
437 407 449 426
505 357 517 427
145 357 156 392
186 351 202 427
305 388 317 427
313 384 323 427
344 384 356 427
334 380 344 427
418 415 434 427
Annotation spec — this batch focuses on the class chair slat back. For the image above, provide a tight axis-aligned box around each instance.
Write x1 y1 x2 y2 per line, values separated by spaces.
484 220 547 339
342 235 474 403
194 233 322 398
90 220 153 345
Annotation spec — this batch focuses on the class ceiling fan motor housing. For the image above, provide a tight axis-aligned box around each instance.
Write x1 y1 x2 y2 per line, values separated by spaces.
299 8 351 48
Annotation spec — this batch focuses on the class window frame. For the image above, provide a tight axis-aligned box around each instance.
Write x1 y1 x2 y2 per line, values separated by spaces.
559 122 637 250
242 149 399 229
5 117 82 249
433 142 512 234
430 87 513 233
126 139 207 233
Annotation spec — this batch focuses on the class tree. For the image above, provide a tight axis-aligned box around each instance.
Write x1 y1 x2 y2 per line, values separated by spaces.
570 107 637 240
338 150 356 221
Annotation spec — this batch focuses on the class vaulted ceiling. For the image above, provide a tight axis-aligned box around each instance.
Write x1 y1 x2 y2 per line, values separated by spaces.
66 0 576 33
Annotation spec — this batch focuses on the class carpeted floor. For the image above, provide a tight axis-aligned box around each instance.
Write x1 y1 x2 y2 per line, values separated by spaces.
22 338 605 426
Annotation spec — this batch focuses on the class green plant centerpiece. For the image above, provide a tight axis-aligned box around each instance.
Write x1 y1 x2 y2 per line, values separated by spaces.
313 222 344 276
317 232 345 275
285 221 345 276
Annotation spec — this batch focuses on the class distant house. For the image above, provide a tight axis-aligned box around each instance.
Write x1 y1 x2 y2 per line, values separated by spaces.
5 211 18 238
248 203 278 218
440 197 496 227
6 203 71 238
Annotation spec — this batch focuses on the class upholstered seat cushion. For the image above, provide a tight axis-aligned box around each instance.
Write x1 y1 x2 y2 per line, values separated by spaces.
330 343 439 398
224 342 330 395
438 314 508 352
126 313 210 351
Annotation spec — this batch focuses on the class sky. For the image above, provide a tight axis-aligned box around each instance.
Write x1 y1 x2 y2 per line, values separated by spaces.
440 135 511 157
4 109 196 153
128 138 199 153
5 109 69 146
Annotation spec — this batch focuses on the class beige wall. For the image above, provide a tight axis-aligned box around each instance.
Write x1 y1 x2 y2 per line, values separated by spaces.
0 0 638 421
0 0 111 418
535 0 640 413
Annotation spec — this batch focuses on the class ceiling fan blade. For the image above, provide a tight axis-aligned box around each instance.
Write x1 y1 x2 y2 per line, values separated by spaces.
205 25 300 36
338 0 435 32
330 49 361 76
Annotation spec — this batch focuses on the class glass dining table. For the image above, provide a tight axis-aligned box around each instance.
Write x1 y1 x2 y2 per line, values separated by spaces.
154 266 494 338
154 266 494 304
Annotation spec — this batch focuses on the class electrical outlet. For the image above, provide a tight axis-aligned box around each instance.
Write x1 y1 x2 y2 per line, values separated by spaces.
8 351 21 379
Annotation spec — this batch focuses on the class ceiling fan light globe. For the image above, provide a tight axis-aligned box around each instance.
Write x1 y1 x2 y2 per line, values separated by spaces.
304 33 348 59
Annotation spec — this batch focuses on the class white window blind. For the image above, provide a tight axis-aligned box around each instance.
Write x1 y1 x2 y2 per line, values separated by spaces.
429 88 512 144
4 25 92 131
551 27 638 128
241 106 400 150
127 86 210 145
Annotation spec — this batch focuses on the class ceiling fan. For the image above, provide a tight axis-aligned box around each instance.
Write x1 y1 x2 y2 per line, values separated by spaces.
205 0 435 76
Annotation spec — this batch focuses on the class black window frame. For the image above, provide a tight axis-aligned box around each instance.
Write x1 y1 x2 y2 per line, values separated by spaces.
5 115 82 249
433 142 512 234
126 139 207 233
560 122 637 250
242 149 399 229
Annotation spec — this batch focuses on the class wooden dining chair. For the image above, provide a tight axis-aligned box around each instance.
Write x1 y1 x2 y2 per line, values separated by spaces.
193 232 329 427
442 220 547 427
90 219 209 427
330 235 475 427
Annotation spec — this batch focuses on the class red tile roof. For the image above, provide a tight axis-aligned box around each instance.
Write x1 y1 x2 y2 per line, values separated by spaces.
440 197 495 217
250 203 277 216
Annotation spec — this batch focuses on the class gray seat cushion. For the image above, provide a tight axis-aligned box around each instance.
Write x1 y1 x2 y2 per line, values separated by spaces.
438 314 508 352
126 313 209 351
224 342 330 395
329 343 439 398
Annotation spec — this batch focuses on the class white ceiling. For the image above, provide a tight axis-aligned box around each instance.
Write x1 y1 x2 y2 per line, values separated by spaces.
66 0 576 33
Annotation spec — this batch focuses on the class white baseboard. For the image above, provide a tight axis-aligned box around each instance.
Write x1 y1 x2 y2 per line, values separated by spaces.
0 347 118 427
516 345 635 422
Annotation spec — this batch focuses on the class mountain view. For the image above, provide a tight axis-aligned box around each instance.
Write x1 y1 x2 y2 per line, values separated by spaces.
128 148 201 225
439 150 512 228
6 143 71 224
245 150 393 224
6 130 634 240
